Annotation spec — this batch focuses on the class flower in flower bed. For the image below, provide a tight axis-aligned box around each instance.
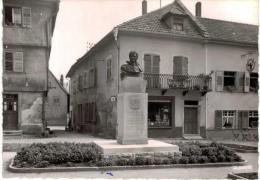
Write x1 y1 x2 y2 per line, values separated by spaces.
13 141 243 168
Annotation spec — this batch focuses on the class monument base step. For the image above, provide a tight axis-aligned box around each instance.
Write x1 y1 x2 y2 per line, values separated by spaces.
94 139 179 155
183 134 203 140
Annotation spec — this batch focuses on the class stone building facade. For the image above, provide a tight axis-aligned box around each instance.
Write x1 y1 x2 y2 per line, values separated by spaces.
3 0 59 134
67 0 258 140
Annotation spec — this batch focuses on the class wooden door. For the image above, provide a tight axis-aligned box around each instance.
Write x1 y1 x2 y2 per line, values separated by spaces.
3 94 18 130
184 107 198 134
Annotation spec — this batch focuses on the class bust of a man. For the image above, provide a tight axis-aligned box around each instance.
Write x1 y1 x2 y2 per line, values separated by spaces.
121 51 142 78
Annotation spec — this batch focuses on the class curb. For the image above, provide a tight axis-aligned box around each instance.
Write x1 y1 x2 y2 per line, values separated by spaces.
8 159 247 173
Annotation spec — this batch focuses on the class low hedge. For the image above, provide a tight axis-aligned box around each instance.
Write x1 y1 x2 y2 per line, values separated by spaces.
13 142 243 168
13 142 102 168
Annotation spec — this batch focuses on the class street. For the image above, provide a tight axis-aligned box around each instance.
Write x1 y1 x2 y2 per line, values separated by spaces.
2 152 258 179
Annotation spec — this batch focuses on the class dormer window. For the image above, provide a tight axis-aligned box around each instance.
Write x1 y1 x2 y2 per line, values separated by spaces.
173 18 183 31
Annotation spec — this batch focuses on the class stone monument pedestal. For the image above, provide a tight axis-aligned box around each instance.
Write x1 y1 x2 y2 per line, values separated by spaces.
117 92 148 145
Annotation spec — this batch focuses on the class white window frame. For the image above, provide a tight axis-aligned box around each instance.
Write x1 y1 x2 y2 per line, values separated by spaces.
222 110 235 129
249 110 258 128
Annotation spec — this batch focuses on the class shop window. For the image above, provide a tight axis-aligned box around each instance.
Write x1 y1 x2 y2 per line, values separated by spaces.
250 73 258 92
249 111 258 128
223 71 236 91
222 110 235 129
148 101 171 128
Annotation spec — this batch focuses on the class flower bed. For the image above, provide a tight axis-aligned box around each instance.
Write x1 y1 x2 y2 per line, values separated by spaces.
12 142 243 168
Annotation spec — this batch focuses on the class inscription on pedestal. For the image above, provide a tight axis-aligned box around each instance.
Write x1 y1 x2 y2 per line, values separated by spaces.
117 92 148 145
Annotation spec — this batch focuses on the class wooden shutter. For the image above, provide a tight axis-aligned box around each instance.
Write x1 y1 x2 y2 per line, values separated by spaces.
107 59 111 80
12 8 22 24
182 57 188 75
237 111 243 129
13 52 23 72
152 55 160 74
235 72 244 92
215 71 224 92
90 69 95 87
244 71 250 92
241 111 249 129
22 7 31 28
215 110 222 129
173 56 182 74
144 54 152 73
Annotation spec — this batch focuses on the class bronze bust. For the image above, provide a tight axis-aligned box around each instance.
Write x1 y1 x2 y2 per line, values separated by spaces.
121 51 142 78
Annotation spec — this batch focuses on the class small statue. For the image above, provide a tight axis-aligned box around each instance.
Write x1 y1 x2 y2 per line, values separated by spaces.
121 51 142 79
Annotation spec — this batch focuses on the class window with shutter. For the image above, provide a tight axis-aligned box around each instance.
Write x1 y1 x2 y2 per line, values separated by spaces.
215 110 222 129
4 51 23 72
12 8 22 24
249 111 258 128
222 110 235 129
173 56 188 75
152 55 160 74
22 7 31 28
237 111 243 129
4 52 13 71
4 6 22 26
107 58 112 81
215 71 224 92
249 72 258 92
89 68 95 87
13 52 24 72
144 54 152 73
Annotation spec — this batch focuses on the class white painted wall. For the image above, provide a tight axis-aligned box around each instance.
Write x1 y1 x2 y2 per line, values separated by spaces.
206 44 258 129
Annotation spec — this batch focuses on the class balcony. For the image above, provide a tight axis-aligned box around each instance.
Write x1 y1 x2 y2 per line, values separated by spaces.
143 73 212 96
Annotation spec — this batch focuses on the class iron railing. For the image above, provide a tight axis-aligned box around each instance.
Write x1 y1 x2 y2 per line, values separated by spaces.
143 73 212 91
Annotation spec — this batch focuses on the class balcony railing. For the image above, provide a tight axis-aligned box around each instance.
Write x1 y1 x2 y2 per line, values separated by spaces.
144 73 212 91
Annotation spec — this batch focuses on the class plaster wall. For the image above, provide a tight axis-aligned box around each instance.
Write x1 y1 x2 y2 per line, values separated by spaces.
119 34 206 76
3 46 48 92
45 73 68 126
70 40 118 137
3 0 55 46
205 44 258 129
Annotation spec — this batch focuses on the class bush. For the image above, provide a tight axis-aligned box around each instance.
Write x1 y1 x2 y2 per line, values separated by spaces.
145 157 154 165
198 156 209 163
116 158 128 166
209 155 218 163
189 156 198 164
179 156 189 164
13 142 102 168
135 156 146 165
154 157 163 165
217 154 226 162
172 157 180 164
34 161 50 168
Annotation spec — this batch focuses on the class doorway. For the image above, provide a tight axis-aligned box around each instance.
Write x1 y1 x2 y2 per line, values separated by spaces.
184 100 199 134
3 94 18 130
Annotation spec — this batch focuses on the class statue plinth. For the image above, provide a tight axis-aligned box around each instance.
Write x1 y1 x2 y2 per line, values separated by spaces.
120 76 147 93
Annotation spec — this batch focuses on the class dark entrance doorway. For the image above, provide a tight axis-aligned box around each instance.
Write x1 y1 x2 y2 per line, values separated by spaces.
3 94 18 130
184 101 199 134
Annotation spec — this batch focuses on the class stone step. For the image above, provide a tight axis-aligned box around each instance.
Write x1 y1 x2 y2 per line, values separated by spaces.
3 130 22 136
183 134 204 140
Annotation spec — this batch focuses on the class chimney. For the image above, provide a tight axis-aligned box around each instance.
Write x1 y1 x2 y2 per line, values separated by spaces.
195 2 201 17
142 0 147 15
60 74 64 87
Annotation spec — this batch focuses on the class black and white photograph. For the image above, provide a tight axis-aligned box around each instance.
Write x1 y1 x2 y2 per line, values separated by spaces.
2 0 259 179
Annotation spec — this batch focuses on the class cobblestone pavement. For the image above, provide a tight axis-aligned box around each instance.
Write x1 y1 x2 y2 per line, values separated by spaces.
2 152 258 179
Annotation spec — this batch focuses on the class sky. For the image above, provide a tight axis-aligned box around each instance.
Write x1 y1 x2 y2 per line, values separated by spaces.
49 0 259 80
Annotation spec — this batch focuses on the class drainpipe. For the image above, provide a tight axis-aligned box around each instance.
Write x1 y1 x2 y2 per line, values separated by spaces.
205 42 208 137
